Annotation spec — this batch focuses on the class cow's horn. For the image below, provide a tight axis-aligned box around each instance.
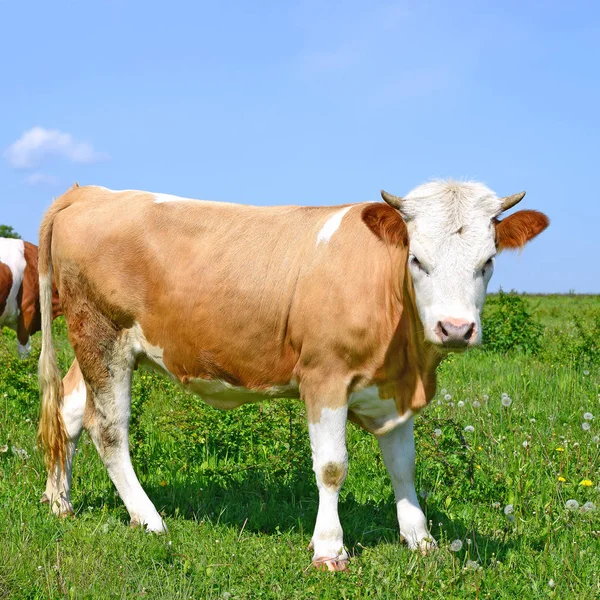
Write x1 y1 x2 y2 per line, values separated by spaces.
500 191 526 211
381 190 403 210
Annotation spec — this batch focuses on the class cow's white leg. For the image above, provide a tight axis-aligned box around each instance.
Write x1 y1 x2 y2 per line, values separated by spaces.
307 405 349 571
41 363 86 515
85 356 166 533
377 418 436 552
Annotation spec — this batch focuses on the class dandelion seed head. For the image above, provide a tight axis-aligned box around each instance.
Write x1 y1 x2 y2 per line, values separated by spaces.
566 499 579 511
440 388 447 395
433 428 442 438
444 394 452 401
482 394 489 401
501 396 513 407
449 539 463 552
582 422 591 431
465 560 479 570
583 370 590 376
464 425 474 433
548 579 555 589
584 412 594 421
507 514 515 523
504 504 514 515
472 400 481 408
457 401 465 408
582 501 596 513
522 440 529 449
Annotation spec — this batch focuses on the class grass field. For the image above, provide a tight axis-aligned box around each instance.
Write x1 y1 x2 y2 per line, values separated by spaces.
1 294 599 599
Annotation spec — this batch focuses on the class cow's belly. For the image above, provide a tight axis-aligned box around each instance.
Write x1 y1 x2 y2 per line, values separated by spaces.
184 378 300 409
131 324 300 409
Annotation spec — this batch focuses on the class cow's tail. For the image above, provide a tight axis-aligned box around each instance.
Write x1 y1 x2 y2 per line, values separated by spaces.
37 183 80 472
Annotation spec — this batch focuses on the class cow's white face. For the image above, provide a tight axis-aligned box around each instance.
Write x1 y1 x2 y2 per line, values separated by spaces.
382 181 548 351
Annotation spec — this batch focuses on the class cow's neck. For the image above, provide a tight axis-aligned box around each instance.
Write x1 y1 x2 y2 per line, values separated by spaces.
378 259 441 417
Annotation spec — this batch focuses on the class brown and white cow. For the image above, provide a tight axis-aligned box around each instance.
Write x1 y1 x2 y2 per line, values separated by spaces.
37 181 548 570
0 237 61 357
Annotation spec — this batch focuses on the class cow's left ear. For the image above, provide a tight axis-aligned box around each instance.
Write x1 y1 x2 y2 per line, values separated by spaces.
495 210 549 252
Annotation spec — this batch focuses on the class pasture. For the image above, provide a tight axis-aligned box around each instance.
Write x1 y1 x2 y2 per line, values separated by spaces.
1 294 599 599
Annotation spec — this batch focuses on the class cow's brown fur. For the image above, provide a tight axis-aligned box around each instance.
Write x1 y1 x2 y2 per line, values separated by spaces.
0 262 11 317
361 203 408 247
495 210 550 251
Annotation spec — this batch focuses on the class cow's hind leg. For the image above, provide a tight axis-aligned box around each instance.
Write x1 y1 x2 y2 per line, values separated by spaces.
377 418 436 552
64 300 166 533
82 340 166 532
304 381 349 571
41 360 86 515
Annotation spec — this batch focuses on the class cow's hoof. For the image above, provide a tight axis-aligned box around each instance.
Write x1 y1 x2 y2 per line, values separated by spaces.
130 516 168 534
418 537 438 555
41 493 74 517
312 557 349 572
401 534 438 554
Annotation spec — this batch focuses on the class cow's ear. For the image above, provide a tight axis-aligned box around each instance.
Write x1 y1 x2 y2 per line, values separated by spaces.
495 210 549 252
362 203 408 247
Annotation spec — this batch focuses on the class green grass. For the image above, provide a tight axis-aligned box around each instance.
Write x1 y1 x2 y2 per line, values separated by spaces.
1 296 599 599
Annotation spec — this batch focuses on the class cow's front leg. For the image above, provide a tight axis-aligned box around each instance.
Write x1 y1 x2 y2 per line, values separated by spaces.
377 418 436 552
306 400 349 571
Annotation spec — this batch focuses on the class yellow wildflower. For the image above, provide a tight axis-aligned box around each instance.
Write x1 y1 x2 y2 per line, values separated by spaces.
159 480 168 487
579 479 593 487
555 447 564 452
558 476 566 482
476 465 481 469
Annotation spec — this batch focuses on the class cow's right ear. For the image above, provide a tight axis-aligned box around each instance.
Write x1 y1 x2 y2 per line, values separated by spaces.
495 210 549 252
362 204 408 247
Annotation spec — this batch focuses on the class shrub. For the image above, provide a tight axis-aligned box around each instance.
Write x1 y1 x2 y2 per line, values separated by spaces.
482 291 543 355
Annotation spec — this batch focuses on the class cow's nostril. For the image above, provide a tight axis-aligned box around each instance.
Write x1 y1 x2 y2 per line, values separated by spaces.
464 323 475 341
439 322 448 337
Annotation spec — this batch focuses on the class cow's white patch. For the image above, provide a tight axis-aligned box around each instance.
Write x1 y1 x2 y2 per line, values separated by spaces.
130 322 299 409
316 206 353 246
153 193 186 204
185 378 299 409
0 238 26 328
308 406 349 564
349 386 412 435
91 186 136 194
378 418 436 551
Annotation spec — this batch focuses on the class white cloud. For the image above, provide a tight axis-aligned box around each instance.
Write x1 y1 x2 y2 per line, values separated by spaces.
24 172 59 186
4 126 109 169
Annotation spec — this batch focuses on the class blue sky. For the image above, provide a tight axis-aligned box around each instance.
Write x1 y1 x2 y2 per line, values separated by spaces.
1 0 598 292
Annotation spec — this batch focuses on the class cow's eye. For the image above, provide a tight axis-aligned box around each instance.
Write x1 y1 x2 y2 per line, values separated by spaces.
410 255 428 274
482 257 494 274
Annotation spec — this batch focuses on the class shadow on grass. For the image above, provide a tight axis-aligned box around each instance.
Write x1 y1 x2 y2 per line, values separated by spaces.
73 465 523 566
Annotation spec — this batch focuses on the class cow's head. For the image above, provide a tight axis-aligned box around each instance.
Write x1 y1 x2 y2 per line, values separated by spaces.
381 181 549 350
